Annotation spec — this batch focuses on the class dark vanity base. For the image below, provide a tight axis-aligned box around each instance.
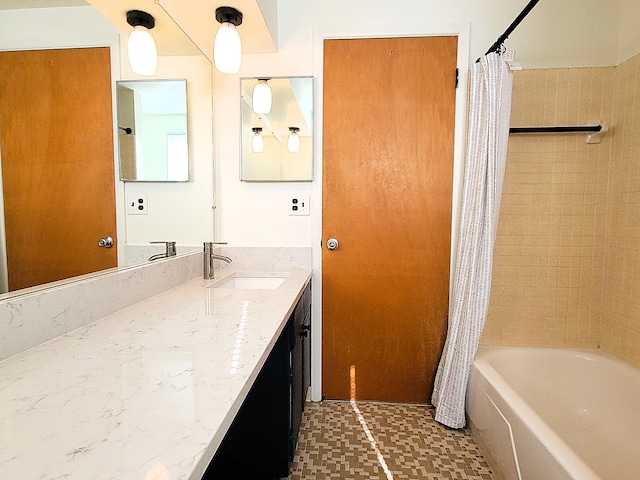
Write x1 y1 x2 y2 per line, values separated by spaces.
203 281 311 479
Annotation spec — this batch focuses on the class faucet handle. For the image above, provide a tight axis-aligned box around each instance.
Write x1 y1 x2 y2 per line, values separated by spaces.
203 241 227 252
150 241 177 256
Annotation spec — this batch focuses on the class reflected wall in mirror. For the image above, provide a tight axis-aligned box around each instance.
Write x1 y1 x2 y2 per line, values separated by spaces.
240 77 313 182
117 79 189 182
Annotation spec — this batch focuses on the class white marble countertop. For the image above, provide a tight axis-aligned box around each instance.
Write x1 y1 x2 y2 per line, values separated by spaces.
0 266 312 480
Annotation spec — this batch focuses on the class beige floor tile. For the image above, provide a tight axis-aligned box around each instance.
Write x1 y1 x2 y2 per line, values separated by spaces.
287 401 493 480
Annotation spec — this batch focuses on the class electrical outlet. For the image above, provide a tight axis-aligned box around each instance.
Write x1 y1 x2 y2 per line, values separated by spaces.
289 195 310 216
127 195 148 215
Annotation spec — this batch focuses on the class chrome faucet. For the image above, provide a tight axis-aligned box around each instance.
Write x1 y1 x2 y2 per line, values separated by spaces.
204 242 232 279
148 241 177 261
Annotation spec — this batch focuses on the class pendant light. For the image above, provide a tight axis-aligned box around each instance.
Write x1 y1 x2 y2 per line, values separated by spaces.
251 127 264 153
126 10 157 76
288 127 300 153
252 79 272 114
214 6 243 74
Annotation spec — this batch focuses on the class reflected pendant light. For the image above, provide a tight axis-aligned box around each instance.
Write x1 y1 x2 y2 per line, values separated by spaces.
252 79 272 114
214 6 243 74
126 10 158 76
251 127 264 153
288 127 300 153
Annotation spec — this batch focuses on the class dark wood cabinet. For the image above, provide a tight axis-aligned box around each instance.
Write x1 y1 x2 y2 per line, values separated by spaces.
203 281 311 479
290 280 311 460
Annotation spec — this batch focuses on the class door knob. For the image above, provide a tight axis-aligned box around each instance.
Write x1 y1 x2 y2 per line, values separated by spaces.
98 236 113 248
327 238 339 250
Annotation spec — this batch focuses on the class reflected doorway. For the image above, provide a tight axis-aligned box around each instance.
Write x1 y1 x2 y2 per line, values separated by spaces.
0 47 117 292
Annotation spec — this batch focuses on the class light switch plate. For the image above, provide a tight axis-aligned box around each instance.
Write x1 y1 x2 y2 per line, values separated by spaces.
127 195 148 215
289 195 310 216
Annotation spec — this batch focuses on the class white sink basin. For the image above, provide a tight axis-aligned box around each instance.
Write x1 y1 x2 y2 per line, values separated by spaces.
215 274 287 290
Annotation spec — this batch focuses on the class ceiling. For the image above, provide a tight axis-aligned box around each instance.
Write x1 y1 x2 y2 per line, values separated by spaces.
0 0 277 59
0 0 87 8
87 0 277 60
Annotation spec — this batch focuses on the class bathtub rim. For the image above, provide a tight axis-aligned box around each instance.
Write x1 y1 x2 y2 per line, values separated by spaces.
468 346 606 480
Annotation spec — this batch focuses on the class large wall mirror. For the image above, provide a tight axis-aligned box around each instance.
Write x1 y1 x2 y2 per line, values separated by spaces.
0 4 211 300
117 79 189 182
240 77 313 182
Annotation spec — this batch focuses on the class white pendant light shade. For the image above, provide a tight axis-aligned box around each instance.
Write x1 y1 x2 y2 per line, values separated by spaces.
252 79 272 114
251 127 264 153
214 7 243 74
288 127 300 153
128 26 157 76
126 11 157 76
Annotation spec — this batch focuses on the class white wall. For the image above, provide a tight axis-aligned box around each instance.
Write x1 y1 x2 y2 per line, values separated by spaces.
120 50 215 248
0 6 119 50
214 70 314 247
209 0 635 400
2 1 630 253
214 0 627 249
2 1 632 247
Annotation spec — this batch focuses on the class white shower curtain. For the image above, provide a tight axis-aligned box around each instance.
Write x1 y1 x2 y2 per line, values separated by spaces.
431 50 515 429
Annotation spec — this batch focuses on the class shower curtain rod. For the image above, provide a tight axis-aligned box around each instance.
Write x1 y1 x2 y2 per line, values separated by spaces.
483 0 541 56
509 125 602 134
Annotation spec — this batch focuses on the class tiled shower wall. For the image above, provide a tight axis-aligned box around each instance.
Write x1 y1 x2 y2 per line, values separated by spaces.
481 56 640 368
602 53 640 367
482 52 640 369
482 66 614 349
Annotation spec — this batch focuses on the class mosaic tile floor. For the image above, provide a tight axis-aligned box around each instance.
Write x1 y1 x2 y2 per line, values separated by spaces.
286 401 493 480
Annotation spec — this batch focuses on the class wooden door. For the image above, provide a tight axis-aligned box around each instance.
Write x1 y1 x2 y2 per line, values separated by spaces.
322 37 457 403
0 47 117 291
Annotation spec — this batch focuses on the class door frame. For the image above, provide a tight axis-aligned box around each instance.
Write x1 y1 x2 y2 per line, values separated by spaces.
310 24 471 402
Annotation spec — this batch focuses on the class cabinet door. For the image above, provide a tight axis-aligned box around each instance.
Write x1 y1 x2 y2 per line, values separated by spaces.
204 282 311 479
290 294 305 459
205 319 292 479
302 282 312 402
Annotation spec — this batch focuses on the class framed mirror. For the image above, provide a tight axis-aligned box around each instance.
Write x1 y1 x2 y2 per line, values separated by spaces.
117 79 189 182
240 77 313 182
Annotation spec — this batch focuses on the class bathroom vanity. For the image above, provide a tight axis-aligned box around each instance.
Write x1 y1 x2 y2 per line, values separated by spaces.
0 264 312 480
205 280 311 478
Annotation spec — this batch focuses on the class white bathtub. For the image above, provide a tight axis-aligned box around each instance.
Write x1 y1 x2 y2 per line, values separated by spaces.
466 346 640 480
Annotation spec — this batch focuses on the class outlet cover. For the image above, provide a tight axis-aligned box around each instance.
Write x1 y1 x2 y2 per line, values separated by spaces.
289 195 310 216
127 195 148 215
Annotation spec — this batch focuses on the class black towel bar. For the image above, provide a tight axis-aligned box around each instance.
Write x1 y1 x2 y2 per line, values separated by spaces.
509 125 602 134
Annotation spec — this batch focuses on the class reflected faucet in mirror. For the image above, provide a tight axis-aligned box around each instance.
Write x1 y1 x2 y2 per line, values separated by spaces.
148 241 177 261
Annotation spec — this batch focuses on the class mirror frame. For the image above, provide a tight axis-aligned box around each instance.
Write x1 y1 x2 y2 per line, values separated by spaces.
240 76 314 182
